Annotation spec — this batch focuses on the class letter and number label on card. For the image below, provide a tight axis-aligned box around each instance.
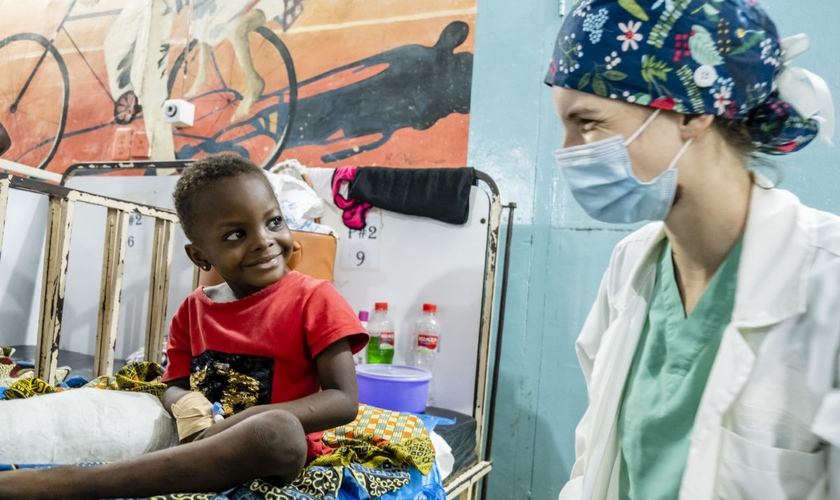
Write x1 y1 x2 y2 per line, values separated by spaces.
340 211 381 270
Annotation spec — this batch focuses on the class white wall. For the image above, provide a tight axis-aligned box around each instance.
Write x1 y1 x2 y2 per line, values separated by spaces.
0 190 48 346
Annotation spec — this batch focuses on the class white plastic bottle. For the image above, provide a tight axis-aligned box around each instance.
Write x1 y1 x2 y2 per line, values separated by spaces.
367 303 395 364
413 303 440 372
354 311 369 365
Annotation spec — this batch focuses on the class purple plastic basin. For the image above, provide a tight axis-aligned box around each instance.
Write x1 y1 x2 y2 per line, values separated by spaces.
355 364 433 413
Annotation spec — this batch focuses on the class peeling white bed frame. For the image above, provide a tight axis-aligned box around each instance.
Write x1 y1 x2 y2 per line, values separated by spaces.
0 168 177 384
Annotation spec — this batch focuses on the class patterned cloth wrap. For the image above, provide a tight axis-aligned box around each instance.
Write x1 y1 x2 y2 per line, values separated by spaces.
0 347 35 386
2 362 167 400
0 347 71 391
546 0 833 154
1 405 439 500
315 404 436 474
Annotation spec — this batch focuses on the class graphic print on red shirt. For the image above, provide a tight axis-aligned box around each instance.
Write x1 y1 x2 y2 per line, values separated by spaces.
163 271 367 459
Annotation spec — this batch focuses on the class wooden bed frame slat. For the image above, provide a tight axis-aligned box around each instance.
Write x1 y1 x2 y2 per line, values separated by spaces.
0 176 9 257
36 196 76 384
93 208 130 377
144 218 175 365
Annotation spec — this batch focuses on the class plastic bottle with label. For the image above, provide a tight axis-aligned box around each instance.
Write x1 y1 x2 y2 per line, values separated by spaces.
354 311 369 365
366 303 395 364
413 304 440 372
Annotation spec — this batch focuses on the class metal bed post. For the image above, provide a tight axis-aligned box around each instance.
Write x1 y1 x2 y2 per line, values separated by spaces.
478 202 516 500
472 170 503 467
443 170 511 500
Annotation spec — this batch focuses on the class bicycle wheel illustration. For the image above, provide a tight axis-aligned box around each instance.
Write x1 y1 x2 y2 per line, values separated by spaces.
114 90 141 125
0 32 70 170
167 26 297 170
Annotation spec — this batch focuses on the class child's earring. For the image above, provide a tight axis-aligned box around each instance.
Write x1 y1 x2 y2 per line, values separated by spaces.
201 264 211 271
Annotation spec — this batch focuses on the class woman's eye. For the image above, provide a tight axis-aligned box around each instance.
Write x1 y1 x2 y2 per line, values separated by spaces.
268 217 284 229
580 119 597 131
224 230 245 241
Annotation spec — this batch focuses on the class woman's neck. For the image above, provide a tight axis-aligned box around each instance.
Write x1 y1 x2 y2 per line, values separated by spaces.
663 154 752 314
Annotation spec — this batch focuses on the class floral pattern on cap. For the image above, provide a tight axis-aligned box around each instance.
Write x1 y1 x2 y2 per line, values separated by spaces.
546 0 823 154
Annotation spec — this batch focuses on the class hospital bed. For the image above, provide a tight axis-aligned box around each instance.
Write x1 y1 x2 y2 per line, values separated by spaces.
0 159 512 499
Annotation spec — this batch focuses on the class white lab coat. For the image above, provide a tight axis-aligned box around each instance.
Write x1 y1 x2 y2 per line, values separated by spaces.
559 180 840 500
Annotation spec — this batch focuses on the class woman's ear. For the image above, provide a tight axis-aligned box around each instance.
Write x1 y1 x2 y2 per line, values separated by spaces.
185 244 211 271
680 113 715 141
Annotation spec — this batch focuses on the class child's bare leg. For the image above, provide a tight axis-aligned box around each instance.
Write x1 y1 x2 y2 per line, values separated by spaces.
0 409 306 500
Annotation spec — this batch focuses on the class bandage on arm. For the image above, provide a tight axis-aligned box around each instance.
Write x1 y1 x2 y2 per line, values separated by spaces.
170 391 216 441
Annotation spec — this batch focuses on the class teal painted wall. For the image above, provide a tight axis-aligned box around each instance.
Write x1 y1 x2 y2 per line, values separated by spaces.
467 1 840 498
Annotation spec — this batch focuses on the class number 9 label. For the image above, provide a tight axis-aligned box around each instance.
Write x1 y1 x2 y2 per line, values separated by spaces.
340 212 381 271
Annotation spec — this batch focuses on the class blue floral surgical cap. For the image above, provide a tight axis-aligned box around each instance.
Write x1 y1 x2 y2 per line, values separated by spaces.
546 0 835 154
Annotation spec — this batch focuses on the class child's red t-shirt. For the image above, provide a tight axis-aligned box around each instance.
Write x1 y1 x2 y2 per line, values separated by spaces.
162 271 367 460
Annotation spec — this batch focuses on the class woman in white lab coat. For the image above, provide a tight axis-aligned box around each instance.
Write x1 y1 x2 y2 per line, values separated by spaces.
547 1 837 498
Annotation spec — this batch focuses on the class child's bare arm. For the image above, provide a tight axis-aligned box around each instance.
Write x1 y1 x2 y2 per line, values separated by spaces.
162 376 192 414
195 338 359 440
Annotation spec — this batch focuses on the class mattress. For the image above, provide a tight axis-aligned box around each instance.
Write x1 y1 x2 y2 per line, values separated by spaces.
424 406 478 478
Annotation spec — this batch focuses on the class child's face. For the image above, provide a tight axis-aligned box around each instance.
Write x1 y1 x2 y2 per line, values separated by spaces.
185 174 294 299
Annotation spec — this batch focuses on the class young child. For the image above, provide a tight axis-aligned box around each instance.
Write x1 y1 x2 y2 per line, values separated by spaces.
0 154 368 499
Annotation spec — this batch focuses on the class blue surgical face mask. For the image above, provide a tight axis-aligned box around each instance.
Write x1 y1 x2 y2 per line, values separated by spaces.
553 110 693 224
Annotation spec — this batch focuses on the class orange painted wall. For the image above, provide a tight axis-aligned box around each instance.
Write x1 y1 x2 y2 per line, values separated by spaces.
0 0 475 173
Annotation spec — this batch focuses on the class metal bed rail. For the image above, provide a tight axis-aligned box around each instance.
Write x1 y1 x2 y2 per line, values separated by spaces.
0 171 179 384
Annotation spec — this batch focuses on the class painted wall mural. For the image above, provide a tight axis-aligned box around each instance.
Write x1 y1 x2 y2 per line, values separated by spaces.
0 0 475 173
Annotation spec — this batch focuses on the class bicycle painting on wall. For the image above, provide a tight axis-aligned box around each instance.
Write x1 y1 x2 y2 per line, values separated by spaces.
0 0 299 171
0 0 476 173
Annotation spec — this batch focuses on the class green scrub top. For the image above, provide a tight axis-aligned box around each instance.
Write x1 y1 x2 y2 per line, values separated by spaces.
618 238 742 500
